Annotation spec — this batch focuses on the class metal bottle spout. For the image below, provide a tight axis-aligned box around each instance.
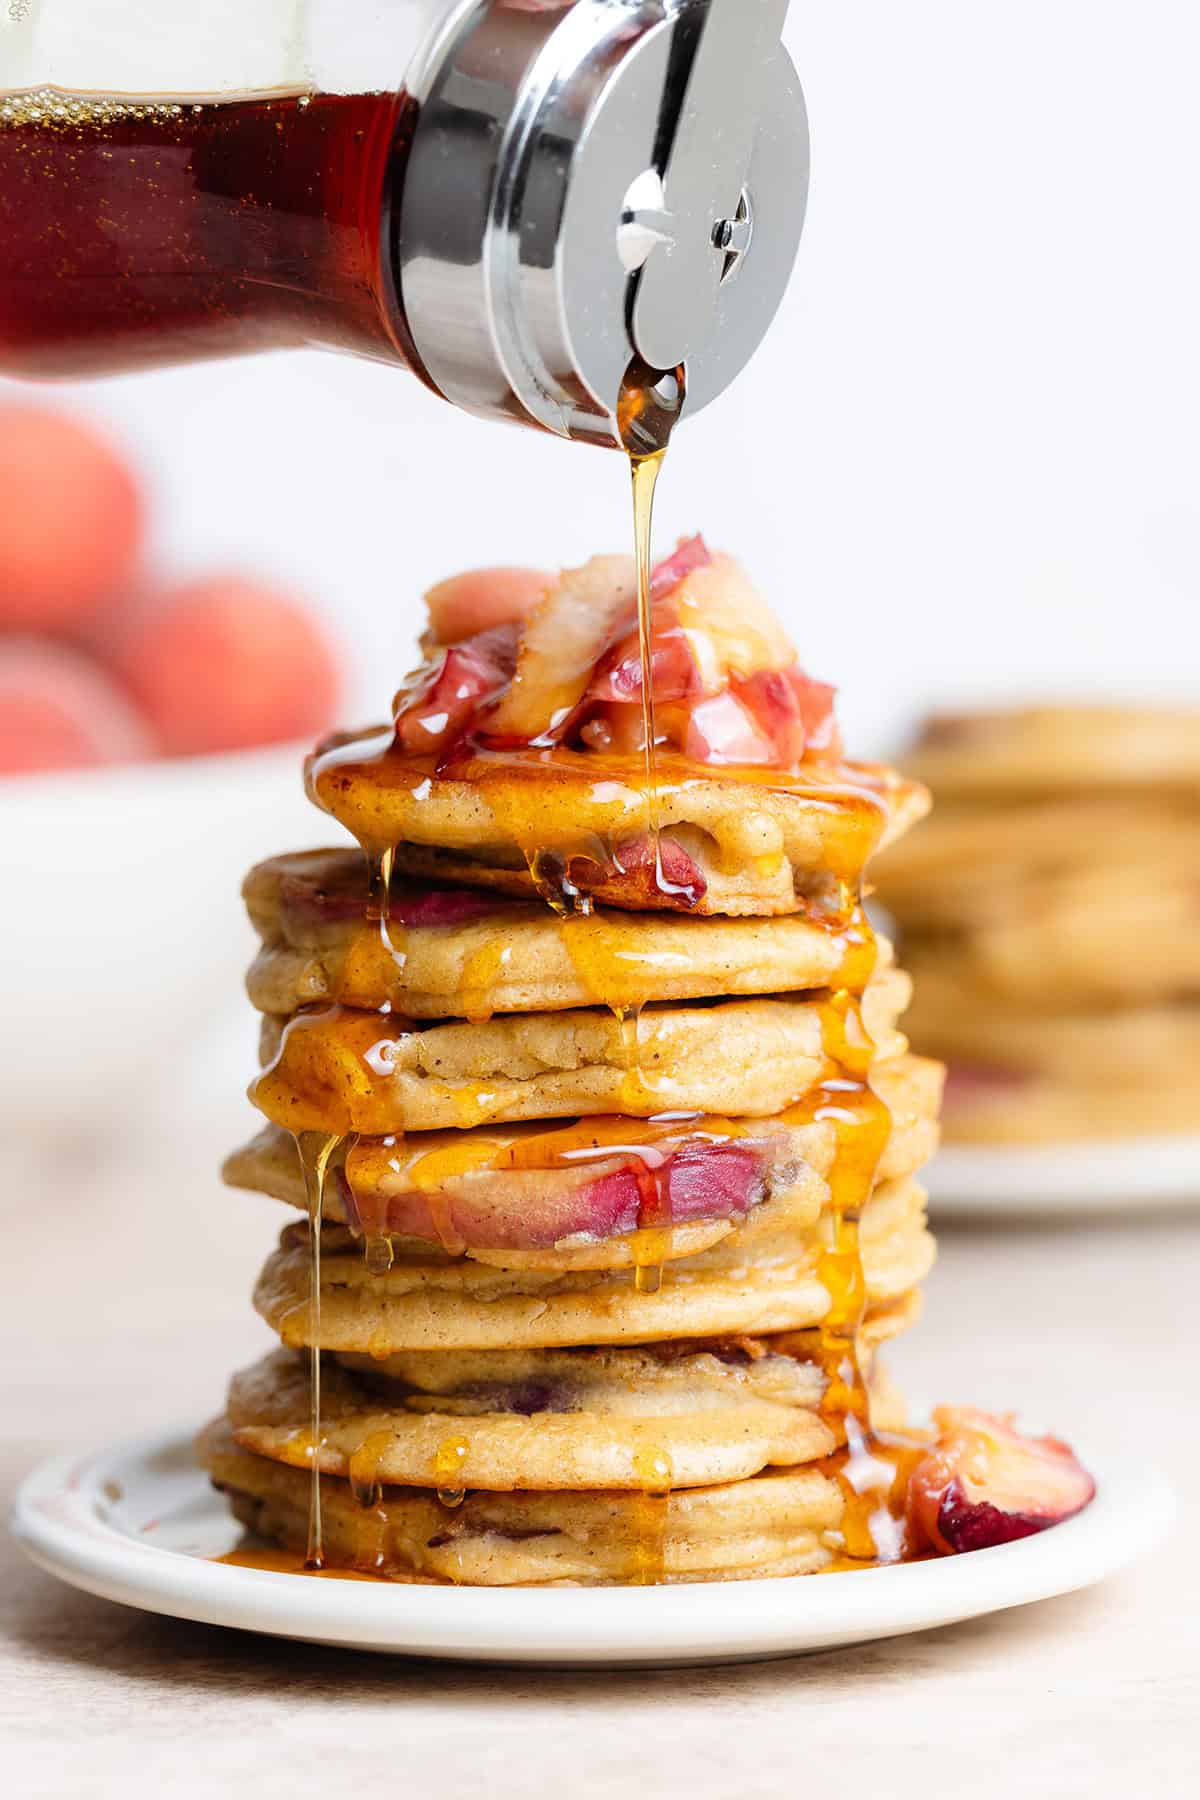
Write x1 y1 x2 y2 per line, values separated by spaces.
399 0 810 444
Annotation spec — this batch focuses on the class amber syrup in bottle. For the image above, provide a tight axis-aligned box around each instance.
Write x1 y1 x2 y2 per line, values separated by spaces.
0 88 422 378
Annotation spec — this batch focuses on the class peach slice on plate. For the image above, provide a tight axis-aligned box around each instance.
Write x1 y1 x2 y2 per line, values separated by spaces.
908 1406 1096 1555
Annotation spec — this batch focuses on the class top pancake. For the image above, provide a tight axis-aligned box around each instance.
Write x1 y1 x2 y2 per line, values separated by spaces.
900 705 1200 801
244 848 885 1020
306 735 928 919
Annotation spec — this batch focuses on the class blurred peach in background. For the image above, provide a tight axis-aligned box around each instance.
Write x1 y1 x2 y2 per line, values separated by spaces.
0 402 346 1135
0 402 343 776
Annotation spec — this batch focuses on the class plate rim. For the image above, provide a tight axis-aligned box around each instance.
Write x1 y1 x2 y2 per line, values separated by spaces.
927 1134 1200 1215
9 1428 1177 1666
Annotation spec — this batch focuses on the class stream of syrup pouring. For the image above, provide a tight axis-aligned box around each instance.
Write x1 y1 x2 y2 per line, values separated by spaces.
614 358 689 1303
615 360 688 1577
279 358 911 1580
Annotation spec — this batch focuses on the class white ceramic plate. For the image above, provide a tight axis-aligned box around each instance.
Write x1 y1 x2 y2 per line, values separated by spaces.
10 1429 1174 1667
925 1136 1200 1217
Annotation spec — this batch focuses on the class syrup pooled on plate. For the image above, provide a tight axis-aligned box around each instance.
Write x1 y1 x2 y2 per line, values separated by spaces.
215 1548 386 1583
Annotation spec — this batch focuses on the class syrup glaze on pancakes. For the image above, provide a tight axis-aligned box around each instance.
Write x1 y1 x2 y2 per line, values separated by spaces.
290 361 907 1561
280 356 932 1565
205 385 1093 1577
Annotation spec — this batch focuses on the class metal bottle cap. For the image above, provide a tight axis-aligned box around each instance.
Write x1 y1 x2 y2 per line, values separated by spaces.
398 0 808 445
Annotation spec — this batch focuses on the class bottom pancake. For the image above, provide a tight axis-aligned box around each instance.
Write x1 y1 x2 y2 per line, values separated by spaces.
198 1418 846 1585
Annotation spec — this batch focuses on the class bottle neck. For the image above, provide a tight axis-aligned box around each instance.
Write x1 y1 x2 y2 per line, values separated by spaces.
0 87 421 380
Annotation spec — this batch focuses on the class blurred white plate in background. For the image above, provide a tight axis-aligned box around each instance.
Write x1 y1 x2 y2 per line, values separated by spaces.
11 1428 1174 1667
927 1138 1200 1216
0 746 321 1133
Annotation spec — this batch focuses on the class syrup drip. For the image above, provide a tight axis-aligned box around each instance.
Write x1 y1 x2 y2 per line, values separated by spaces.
631 1167 672 1293
458 938 511 1023
789 936 917 1566
632 450 665 856
348 1428 396 1511
434 1435 470 1509
364 1234 394 1275
630 1446 674 1585
348 848 409 1270
632 1237 669 1295
336 843 408 1011
614 1076 673 1295
293 1129 340 1569
527 846 596 919
616 1004 652 1161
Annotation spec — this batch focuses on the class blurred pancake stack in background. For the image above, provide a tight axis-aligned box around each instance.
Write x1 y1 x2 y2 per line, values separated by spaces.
875 706 1200 1146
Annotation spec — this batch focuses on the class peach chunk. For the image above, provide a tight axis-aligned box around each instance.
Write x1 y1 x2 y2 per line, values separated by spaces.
424 567 551 646
674 553 795 689
108 577 341 756
908 1407 1095 1555
485 555 636 743
0 640 153 775
394 625 518 755
0 405 144 631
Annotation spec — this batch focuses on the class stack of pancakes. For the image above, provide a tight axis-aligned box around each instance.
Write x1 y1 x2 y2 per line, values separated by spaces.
199 571 943 1585
876 705 1200 1144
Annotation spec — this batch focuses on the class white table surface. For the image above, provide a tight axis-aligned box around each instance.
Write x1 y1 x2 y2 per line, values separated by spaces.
3 1123 1197 1797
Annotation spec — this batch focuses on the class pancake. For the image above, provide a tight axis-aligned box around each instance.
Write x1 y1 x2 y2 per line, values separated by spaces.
252 1175 935 1352
875 795 1200 931
243 848 886 1019
878 704 1197 1145
905 978 1200 1084
224 1052 944 1269
901 705 1200 800
250 968 912 1137
223 1326 909 1494
198 1417 847 1584
899 865 1200 1009
935 997 1200 1143
307 733 928 918
941 1059 1200 1145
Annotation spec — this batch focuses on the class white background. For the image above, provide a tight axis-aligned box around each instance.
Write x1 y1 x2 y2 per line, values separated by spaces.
3 0 1197 755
